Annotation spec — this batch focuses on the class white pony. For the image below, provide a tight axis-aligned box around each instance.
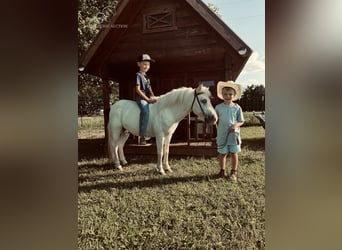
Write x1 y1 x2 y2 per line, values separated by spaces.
107 85 217 175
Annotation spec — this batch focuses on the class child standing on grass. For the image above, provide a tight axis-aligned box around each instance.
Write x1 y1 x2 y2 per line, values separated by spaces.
135 54 157 145
215 81 244 181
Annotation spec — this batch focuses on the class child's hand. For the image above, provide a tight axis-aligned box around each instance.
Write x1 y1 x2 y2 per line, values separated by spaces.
149 97 157 103
228 126 236 133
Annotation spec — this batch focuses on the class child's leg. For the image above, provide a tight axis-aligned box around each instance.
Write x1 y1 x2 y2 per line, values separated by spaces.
219 153 227 170
229 152 238 181
230 152 238 171
136 99 149 136
217 153 227 177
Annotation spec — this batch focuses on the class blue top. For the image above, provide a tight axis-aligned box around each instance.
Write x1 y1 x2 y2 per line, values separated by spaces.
136 72 152 98
215 103 244 146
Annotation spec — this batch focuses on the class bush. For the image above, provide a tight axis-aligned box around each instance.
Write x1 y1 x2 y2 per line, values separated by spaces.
243 112 264 127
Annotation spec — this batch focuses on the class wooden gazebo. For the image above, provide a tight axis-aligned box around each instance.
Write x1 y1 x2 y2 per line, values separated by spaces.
79 0 252 155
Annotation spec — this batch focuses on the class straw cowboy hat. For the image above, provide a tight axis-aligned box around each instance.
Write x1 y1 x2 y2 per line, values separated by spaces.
217 81 242 101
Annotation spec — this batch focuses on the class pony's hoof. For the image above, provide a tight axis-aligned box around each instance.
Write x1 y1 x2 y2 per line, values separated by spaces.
157 168 166 175
121 160 128 166
116 165 123 171
165 168 173 173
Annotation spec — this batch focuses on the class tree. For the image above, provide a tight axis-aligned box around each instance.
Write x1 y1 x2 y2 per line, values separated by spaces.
238 84 265 111
78 0 119 115
78 73 119 115
78 0 118 58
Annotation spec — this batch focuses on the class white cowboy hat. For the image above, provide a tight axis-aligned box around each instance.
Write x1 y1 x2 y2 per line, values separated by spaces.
217 81 242 101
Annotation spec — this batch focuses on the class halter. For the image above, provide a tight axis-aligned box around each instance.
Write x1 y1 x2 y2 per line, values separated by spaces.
190 89 206 116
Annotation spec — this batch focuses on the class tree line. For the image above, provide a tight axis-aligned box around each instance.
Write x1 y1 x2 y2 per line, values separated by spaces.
237 84 265 112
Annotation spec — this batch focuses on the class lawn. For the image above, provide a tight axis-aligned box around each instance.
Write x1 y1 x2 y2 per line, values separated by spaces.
78 116 265 249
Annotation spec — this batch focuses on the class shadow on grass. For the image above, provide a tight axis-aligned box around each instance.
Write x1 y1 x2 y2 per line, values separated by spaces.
78 155 159 176
78 138 107 161
79 137 264 161
78 172 220 193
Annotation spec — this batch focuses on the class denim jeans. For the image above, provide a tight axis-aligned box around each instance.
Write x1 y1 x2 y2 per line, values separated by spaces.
136 96 149 136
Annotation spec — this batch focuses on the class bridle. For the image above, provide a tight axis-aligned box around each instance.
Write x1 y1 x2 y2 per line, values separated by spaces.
190 89 206 116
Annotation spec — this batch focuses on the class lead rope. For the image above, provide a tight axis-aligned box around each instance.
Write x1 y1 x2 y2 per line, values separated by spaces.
217 131 231 150
217 131 241 150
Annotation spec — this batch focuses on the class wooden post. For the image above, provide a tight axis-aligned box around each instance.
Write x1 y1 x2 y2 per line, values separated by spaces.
102 79 111 155
195 117 198 141
187 113 191 146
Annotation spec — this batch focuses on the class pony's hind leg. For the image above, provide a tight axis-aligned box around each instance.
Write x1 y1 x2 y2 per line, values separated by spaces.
118 130 130 166
108 125 123 170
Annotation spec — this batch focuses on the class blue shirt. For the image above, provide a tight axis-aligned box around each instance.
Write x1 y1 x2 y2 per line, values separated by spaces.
136 72 152 98
215 103 244 146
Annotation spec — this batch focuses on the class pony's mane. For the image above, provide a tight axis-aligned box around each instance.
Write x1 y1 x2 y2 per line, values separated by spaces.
154 86 211 110
154 87 193 110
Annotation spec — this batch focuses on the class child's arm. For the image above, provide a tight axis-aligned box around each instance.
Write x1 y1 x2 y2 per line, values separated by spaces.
148 87 155 97
229 121 244 133
136 85 149 101
147 87 157 103
136 85 157 103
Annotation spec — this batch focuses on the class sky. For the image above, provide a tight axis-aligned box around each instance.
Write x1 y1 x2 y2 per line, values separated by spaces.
202 0 265 89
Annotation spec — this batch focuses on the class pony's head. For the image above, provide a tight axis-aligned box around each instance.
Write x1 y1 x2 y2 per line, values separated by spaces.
192 85 218 125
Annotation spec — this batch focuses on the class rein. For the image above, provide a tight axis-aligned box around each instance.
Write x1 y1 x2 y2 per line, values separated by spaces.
190 90 206 116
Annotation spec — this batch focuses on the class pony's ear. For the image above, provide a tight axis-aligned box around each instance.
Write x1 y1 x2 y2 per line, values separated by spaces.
196 84 204 93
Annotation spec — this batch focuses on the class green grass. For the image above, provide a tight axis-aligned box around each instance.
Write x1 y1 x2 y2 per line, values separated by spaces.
78 117 265 249
78 116 104 139
78 153 265 249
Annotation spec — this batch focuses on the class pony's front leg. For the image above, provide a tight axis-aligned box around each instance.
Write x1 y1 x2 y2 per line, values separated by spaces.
155 136 165 175
163 134 173 172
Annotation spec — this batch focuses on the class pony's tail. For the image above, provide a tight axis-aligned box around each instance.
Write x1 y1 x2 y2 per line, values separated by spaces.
107 122 114 162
